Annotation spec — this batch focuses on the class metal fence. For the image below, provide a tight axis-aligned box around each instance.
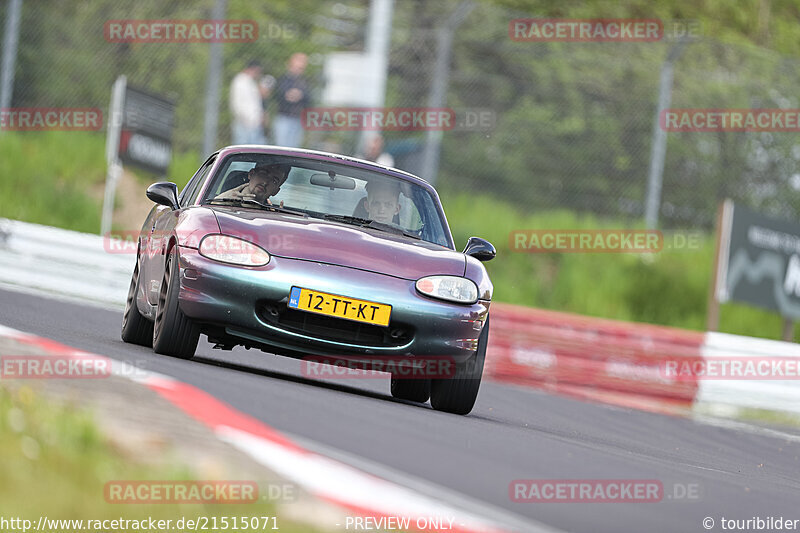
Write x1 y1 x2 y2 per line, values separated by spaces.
2 0 800 229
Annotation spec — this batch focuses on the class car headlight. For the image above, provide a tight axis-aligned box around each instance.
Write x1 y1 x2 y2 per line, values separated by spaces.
415 275 478 304
199 234 270 267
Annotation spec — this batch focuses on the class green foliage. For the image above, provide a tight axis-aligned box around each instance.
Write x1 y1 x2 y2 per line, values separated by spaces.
0 385 312 531
441 184 796 340
620 250 710 328
10 0 332 153
483 0 800 57
418 2 800 228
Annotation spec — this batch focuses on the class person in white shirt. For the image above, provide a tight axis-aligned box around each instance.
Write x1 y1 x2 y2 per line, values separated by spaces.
230 60 267 145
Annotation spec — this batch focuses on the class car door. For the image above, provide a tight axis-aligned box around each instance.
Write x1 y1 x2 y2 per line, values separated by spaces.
143 156 217 306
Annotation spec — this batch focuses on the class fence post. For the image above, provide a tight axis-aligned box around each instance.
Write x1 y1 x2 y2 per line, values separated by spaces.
645 42 687 229
0 0 23 132
420 1 474 185
202 0 227 156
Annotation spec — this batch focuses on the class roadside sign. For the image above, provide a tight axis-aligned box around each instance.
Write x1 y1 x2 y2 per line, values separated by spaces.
712 200 800 322
102 76 175 235
118 85 175 175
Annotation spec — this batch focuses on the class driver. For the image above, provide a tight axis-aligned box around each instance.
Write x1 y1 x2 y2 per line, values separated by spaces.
365 181 401 224
216 164 289 204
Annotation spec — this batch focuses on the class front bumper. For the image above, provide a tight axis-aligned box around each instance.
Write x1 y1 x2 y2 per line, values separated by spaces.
177 247 489 363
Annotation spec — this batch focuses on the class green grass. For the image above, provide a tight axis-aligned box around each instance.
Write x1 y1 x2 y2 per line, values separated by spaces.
0 132 200 233
0 132 105 233
695 402 800 429
0 384 314 530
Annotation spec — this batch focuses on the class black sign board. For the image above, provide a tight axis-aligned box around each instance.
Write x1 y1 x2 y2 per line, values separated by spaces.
118 85 175 175
720 203 800 319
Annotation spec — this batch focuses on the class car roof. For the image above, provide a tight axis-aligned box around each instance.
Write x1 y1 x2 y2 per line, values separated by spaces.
214 145 432 189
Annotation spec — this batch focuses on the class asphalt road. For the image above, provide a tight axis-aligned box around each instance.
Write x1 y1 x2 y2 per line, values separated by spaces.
2 286 800 533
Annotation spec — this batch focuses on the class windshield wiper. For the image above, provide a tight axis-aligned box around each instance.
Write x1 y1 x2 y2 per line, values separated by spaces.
322 214 421 240
322 214 372 225
206 198 307 217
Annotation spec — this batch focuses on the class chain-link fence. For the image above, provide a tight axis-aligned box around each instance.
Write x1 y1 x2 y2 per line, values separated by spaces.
3 0 800 229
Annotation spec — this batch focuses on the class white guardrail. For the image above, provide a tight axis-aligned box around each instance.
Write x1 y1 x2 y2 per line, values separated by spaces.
698 332 800 417
0 218 134 308
2 218 800 419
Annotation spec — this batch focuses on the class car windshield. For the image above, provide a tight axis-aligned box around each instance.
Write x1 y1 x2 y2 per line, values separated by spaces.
201 153 452 248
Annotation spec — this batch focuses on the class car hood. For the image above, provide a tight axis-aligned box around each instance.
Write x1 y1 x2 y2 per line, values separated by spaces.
212 207 465 280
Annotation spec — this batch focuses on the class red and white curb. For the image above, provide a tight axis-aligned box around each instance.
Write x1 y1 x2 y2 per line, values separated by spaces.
0 324 555 533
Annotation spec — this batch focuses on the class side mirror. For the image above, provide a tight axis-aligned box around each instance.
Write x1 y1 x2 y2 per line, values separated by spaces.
146 182 179 210
463 236 496 262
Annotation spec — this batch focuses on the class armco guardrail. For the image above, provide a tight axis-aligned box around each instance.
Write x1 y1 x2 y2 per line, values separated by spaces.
0 218 134 308
1 218 798 418
698 332 800 416
486 304 800 418
485 303 705 413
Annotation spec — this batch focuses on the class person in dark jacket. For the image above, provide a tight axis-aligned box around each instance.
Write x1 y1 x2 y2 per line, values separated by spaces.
272 53 310 148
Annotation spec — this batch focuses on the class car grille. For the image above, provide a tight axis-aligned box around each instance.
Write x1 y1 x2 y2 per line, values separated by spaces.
258 302 413 347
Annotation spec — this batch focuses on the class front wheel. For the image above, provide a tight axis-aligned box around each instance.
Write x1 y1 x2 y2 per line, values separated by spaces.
152 247 200 359
430 315 489 415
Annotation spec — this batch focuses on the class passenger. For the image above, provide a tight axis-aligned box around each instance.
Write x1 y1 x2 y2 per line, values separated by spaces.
365 181 401 224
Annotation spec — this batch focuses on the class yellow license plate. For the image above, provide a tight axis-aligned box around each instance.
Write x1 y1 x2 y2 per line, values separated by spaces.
287 287 392 326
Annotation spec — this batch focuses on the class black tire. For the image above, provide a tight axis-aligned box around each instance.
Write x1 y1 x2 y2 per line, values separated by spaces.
152 247 200 359
430 315 489 415
390 376 431 403
121 255 153 346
